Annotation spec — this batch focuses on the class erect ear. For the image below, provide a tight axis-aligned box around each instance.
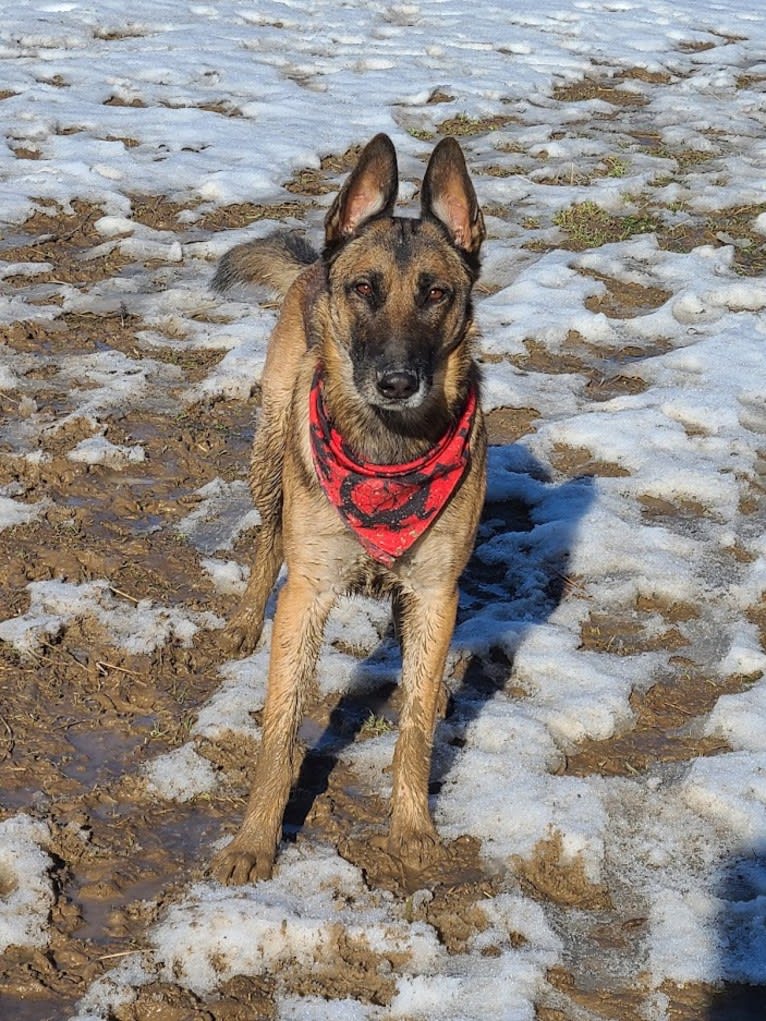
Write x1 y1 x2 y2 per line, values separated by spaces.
421 137 485 255
324 133 399 245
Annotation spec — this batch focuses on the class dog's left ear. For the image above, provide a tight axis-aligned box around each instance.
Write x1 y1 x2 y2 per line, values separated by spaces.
421 137 485 256
325 133 399 245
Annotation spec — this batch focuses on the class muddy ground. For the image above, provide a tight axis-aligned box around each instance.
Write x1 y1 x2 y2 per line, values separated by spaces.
1 76 766 1020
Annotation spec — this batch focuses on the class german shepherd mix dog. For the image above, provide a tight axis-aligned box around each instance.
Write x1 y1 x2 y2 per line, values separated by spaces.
211 133 486 885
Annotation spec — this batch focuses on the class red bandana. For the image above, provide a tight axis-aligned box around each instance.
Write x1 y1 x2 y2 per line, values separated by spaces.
309 368 477 566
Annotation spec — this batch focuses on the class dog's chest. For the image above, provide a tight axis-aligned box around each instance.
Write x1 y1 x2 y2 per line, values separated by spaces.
341 554 401 599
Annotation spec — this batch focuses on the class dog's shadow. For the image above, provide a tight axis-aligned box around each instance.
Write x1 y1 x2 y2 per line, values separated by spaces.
705 844 766 1018
283 443 596 855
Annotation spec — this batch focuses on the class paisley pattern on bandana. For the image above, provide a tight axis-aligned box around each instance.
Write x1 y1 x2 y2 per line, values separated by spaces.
309 368 477 566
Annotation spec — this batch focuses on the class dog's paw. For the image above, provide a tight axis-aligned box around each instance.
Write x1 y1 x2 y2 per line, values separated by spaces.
220 618 261 658
387 825 442 870
210 842 274 885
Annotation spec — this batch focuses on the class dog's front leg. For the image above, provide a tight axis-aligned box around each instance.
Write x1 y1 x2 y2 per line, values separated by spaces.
388 585 458 868
211 574 335 884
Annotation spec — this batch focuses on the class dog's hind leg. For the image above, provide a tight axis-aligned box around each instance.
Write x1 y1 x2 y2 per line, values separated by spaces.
221 521 281 657
212 572 335 883
222 407 285 657
388 584 458 869
221 270 317 658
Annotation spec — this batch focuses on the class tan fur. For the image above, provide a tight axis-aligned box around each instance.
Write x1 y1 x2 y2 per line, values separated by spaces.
211 230 316 298
210 133 487 885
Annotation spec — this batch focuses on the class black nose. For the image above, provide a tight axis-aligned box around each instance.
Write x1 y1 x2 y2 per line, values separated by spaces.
376 369 419 401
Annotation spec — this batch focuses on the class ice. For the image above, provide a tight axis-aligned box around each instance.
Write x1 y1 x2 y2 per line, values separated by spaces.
176 478 261 554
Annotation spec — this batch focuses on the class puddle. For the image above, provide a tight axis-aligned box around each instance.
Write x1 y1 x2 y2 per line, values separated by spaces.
61 724 154 783
0 994 79 1021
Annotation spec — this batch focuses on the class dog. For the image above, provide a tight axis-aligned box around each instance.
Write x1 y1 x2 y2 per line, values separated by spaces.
210 132 487 885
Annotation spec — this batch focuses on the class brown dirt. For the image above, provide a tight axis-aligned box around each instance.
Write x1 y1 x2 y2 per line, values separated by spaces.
540 970 766 1021
565 660 741 778
0 191 270 1011
514 832 612 910
437 113 519 136
485 406 541 445
553 80 649 107
582 271 671 318
549 444 630 478
660 204 766 277
513 335 650 405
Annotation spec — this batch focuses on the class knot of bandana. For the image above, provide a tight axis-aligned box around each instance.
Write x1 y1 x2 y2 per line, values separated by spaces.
309 368 477 566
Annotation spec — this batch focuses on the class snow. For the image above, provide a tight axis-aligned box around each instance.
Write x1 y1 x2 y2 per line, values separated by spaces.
192 639 270 742
200 556 250 596
0 579 222 655
0 815 54 953
67 434 146 467
0 0 765 1017
150 847 442 996
0 490 47 529
143 743 220 802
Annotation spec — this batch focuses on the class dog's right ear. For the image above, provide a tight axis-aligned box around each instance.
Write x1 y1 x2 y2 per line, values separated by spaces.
324 134 399 245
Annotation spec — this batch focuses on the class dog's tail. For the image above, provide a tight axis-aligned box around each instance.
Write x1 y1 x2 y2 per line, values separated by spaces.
212 230 318 297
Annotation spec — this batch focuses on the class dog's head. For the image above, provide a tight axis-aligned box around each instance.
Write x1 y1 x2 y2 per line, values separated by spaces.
320 133 485 417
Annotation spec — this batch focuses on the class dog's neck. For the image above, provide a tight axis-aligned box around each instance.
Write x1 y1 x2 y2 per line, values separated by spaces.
309 369 477 564
318 363 477 465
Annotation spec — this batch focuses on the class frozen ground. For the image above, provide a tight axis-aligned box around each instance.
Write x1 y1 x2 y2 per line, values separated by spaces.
0 1 765 1019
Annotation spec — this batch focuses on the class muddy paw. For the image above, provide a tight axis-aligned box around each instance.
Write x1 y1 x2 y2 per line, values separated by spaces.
210 843 274 885
388 826 443 870
220 618 262 658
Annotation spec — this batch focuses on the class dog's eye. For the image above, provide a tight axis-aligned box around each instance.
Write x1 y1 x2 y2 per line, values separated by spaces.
427 286 447 303
354 280 374 299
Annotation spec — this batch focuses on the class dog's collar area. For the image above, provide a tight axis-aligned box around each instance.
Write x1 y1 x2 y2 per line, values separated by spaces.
309 367 476 565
